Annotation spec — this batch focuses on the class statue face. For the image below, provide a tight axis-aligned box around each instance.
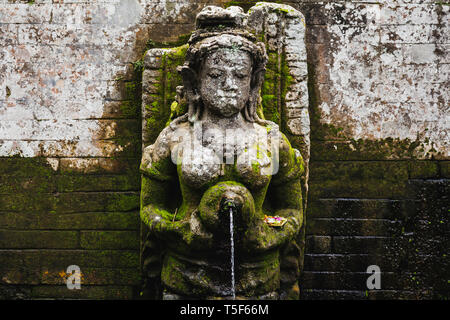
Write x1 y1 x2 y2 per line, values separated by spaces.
198 48 252 118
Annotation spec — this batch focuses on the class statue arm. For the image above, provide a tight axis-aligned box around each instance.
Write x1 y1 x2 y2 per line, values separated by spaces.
246 133 304 252
140 142 182 238
140 131 213 250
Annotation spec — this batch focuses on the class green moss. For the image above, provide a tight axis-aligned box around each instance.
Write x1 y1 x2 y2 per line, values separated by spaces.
224 0 282 12
144 44 189 144
146 33 191 50
259 42 294 134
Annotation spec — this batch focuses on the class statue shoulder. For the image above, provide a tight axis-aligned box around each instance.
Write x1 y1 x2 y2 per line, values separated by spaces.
143 114 190 162
272 129 305 183
140 115 190 178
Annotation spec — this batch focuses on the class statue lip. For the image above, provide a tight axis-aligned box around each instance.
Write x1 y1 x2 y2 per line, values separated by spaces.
218 93 238 99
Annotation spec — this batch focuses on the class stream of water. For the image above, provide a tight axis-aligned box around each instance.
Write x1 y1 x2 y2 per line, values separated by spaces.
229 207 236 300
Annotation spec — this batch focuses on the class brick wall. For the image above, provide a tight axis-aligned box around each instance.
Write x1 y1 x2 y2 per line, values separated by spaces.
0 0 448 299
290 0 449 300
303 161 449 299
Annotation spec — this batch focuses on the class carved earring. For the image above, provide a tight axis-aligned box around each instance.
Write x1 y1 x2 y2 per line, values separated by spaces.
245 96 255 122
188 94 202 123
179 66 201 123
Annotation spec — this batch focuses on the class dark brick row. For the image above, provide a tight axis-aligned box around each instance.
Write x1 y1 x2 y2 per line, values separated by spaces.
0 192 140 213
306 218 401 237
304 254 399 272
302 271 418 291
0 230 139 250
0 211 140 230
308 199 405 219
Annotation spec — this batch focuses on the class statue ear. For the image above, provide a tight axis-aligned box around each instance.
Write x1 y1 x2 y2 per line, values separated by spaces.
251 67 265 93
178 65 201 122
245 67 266 122
179 66 198 95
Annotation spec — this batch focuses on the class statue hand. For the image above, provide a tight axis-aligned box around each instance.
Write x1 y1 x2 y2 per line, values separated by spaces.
140 205 214 252
164 211 215 252
242 209 302 253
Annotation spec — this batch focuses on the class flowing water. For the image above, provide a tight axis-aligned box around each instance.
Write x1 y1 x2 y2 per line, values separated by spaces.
229 207 236 300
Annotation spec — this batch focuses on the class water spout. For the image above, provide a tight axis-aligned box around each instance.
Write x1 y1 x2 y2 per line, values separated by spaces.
229 206 235 300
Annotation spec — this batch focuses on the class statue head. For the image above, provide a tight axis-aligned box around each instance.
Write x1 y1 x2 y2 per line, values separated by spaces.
178 6 268 123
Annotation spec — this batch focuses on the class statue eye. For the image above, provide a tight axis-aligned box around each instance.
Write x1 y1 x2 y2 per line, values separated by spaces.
208 70 222 78
235 72 247 79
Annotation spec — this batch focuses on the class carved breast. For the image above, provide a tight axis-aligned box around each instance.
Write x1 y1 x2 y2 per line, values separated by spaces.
171 122 279 190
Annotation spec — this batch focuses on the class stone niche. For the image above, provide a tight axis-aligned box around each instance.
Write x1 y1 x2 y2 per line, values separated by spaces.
139 3 310 300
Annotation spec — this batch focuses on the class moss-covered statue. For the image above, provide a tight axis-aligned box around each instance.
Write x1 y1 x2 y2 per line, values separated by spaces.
140 6 304 300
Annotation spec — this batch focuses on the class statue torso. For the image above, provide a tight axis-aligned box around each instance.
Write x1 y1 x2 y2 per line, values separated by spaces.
170 120 280 194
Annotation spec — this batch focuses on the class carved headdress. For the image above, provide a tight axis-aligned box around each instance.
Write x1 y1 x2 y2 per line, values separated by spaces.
178 6 268 123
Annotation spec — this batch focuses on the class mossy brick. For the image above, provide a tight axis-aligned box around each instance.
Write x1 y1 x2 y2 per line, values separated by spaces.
308 199 404 219
408 161 439 179
53 193 109 213
367 290 418 300
57 158 139 176
56 174 140 192
301 272 362 290
40 267 140 286
333 236 390 254
0 212 39 229
304 254 369 273
31 285 134 299
57 154 141 176
100 119 140 139
306 218 400 237
310 139 432 161
102 100 139 119
142 46 188 145
54 192 139 213
92 139 140 159
439 161 450 178
38 250 139 269
80 231 139 250
301 289 366 300
107 137 141 158
0 175 56 194
97 158 140 174
105 192 140 211
304 254 398 272
309 161 408 199
0 193 56 213
309 161 409 182
0 268 41 285
303 272 403 290
0 157 56 177
0 230 78 249
309 176 408 199
406 179 450 201
0 285 31 300
0 250 40 269
58 158 100 174
37 212 140 230
305 236 331 254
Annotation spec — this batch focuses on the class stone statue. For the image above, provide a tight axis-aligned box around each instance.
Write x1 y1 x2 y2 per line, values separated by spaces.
140 5 305 300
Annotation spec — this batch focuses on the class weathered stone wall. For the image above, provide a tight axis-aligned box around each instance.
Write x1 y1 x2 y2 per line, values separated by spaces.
0 0 448 299
290 0 449 300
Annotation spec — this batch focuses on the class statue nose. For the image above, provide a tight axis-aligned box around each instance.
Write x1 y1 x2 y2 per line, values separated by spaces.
222 74 238 90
